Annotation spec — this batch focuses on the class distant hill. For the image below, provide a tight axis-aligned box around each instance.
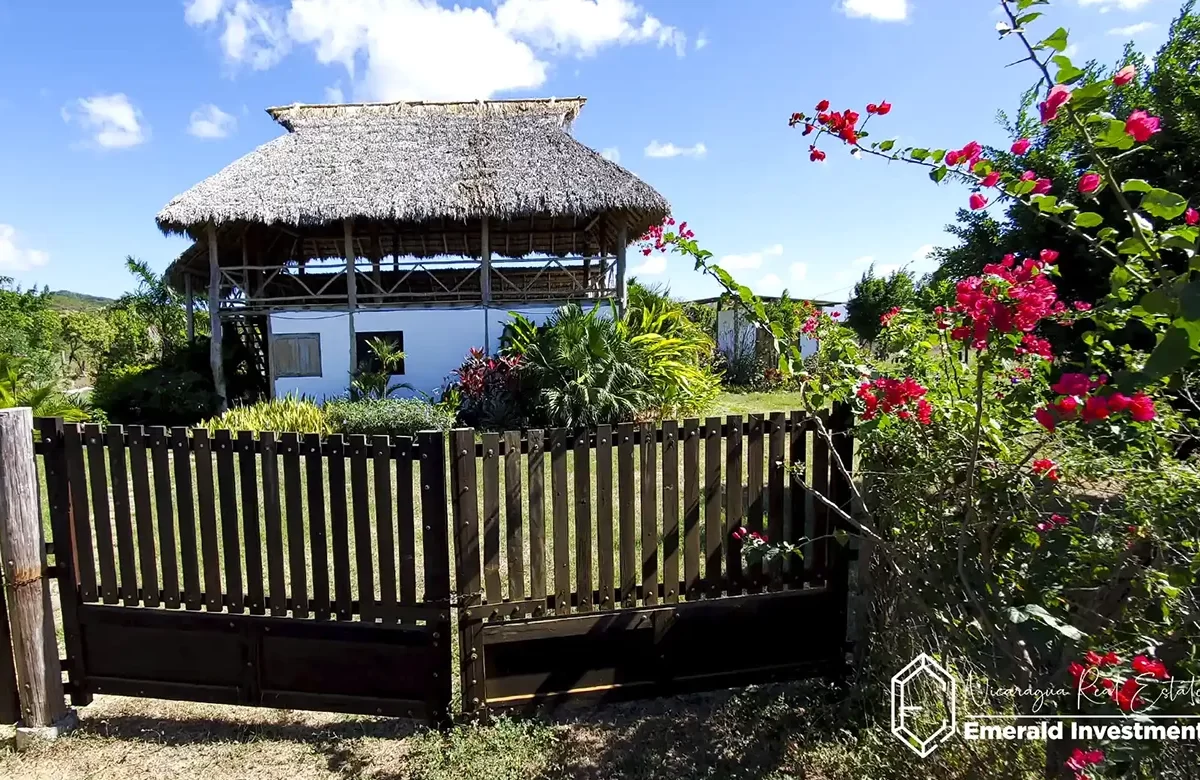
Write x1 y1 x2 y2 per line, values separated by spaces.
49 290 115 311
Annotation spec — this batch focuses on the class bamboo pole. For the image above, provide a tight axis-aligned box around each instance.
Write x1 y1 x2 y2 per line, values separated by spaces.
344 219 358 372
208 225 227 412
0 408 66 728
615 224 628 314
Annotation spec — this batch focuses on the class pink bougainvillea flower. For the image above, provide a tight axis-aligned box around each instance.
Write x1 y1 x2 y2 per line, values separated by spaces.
946 150 962 166
816 99 830 112
969 193 988 210
1035 406 1056 431
1078 173 1102 194
1132 655 1171 680
1125 110 1162 143
1033 178 1053 195
1051 513 1070 526
1066 748 1105 774
1114 65 1137 86
1032 458 1059 482
1020 170 1037 181
1051 373 1092 396
880 306 902 327
1011 138 1031 155
1074 301 1092 311
1040 249 1060 264
982 171 1002 188
1114 678 1145 712
876 101 892 115
1081 394 1110 422
1187 207 1199 226
1039 85 1071 124
1128 392 1157 422
809 146 826 163
1106 392 1132 413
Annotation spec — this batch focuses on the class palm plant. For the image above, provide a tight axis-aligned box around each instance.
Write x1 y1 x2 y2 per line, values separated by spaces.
0 354 92 421
349 337 414 400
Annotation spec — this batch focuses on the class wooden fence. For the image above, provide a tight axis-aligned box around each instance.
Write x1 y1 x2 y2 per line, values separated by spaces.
0 407 855 727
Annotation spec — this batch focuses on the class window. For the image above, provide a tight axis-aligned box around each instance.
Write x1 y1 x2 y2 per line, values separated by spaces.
273 333 322 378
356 330 405 375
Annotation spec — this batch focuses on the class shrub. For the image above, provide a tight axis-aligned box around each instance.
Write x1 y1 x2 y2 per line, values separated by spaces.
325 398 454 438
92 362 219 426
202 396 329 434
453 347 524 430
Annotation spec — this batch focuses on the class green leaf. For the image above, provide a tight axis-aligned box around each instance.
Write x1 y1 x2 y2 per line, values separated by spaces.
1111 264 1133 290
1016 12 1043 27
910 148 929 161
1117 236 1151 255
1032 194 1060 213
1017 0 1049 8
1122 179 1153 193
929 166 949 183
1075 212 1104 228
1141 188 1189 220
879 139 895 152
1051 56 1085 84
1143 326 1196 381
1021 604 1085 640
833 529 850 547
1095 119 1136 150
1038 27 1069 52
1098 227 1120 243
931 149 946 164
1140 288 1174 315
1181 281 1200 321
1009 180 1037 197
1069 82 1109 114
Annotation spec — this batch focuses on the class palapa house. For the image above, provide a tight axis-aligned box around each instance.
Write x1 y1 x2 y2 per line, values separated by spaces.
158 97 670 406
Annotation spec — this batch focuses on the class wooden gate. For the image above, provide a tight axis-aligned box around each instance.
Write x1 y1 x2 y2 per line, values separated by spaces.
449 408 855 713
37 419 452 723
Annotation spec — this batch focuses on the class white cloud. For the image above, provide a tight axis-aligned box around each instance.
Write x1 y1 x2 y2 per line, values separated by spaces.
755 264 807 296
1108 21 1156 36
186 0 290 70
0 225 49 272
695 32 708 50
644 140 706 158
839 0 908 22
912 244 935 262
631 251 666 275
324 84 344 103
1080 0 1152 11
64 93 148 149
600 146 620 162
495 0 686 57
188 104 237 138
720 243 783 271
188 0 685 100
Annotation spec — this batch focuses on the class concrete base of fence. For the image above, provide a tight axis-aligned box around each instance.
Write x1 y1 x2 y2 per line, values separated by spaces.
14 709 78 750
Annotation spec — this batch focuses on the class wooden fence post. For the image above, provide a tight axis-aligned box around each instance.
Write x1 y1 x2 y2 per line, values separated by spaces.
0 567 19 724
450 429 486 717
827 402 856 674
0 408 69 734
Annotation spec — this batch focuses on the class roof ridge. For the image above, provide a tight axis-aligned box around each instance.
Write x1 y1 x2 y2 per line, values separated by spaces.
267 97 588 130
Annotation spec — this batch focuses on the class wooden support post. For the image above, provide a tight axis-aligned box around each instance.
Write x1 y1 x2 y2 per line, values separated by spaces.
0 409 67 729
184 275 195 343
369 223 382 295
615 224 628 314
344 218 358 373
208 224 227 413
481 218 492 349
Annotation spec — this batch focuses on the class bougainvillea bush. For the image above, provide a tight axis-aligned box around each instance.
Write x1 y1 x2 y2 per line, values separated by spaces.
643 2 1199 776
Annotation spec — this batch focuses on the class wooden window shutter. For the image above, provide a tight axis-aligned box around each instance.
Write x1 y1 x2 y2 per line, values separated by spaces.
274 333 322 378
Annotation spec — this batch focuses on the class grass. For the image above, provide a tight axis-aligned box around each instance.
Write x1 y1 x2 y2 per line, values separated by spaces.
711 390 809 417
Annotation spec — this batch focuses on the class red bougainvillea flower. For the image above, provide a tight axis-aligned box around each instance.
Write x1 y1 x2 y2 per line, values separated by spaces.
1113 677 1144 711
1129 392 1157 422
946 150 962 166
867 100 891 115
1020 170 1037 182
1125 110 1162 143
1081 394 1111 422
982 171 1001 188
1011 138 1031 155
1032 178 1053 195
1187 207 1199 226
857 377 931 424
1078 173 1102 194
830 311 841 318
1114 64 1137 86
1051 373 1092 396
1074 301 1092 311
1066 748 1105 775
816 99 830 112
1132 655 1171 680
1040 249 1060 264
802 123 815 136
1106 392 1131 413
1055 396 1079 417
1036 514 1069 532
1032 458 1059 482
1069 661 1098 693
1039 85 1071 124
867 103 879 114
880 306 902 327
809 146 826 163
1035 407 1056 431
969 193 988 210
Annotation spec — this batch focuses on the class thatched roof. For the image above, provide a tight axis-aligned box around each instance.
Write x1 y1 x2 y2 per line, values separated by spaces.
156 98 669 245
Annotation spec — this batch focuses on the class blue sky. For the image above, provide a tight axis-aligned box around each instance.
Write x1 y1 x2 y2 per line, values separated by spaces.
0 0 1183 302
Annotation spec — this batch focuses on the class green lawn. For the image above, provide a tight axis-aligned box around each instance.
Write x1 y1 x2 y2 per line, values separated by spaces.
711 390 808 417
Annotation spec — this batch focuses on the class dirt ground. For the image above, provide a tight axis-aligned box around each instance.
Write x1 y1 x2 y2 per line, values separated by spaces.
0 681 857 780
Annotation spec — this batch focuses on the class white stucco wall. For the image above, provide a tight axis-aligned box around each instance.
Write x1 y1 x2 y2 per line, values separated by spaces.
270 304 569 402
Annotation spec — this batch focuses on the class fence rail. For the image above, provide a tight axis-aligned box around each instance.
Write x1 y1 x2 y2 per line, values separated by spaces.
2 407 854 726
